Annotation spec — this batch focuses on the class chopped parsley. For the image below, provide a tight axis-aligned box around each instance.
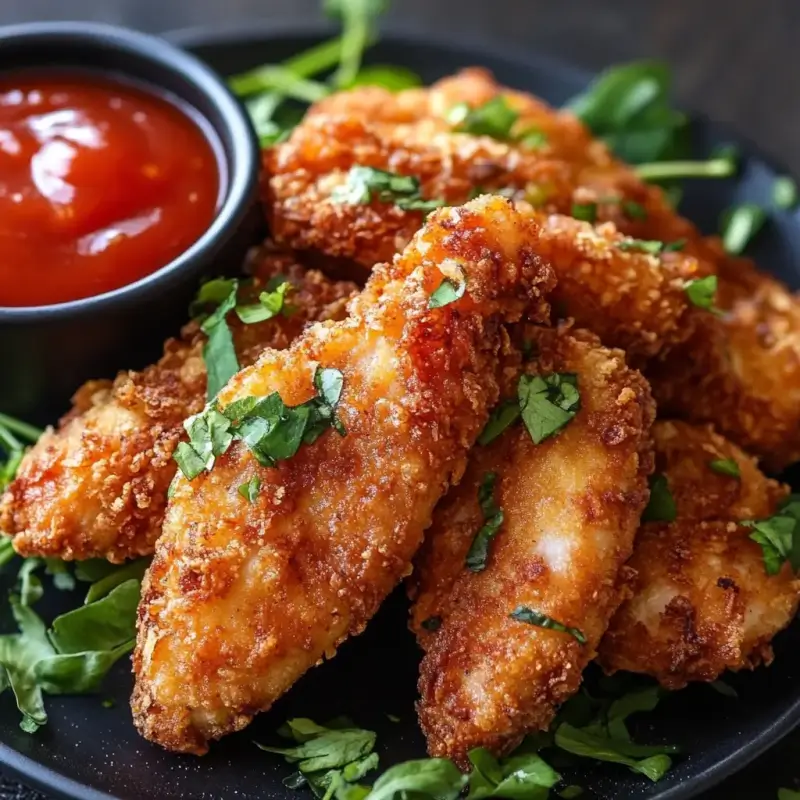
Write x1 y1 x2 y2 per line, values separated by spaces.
174 367 347 480
477 400 521 446
642 474 677 523
238 476 262 503
236 278 293 324
684 275 720 313
331 166 445 212
510 606 586 644
720 204 767 255
709 458 741 479
447 96 519 140
571 202 597 223
618 238 684 255
774 177 798 210
465 473 505 572
518 373 581 445
429 267 466 309
743 494 800 575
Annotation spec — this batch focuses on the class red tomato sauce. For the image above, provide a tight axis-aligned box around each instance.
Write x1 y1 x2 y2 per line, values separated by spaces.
0 74 220 307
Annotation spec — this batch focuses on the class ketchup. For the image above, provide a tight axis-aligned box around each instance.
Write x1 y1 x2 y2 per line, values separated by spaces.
0 74 220 307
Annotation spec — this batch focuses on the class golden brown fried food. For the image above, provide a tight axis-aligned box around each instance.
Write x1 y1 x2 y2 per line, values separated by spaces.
131 196 556 754
1 244 356 563
410 326 654 767
597 420 799 688
265 68 703 271
647 258 800 471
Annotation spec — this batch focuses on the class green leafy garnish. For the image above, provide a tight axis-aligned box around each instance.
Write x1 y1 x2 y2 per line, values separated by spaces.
622 200 648 220
618 238 684 255
567 62 687 164
774 177 798 210
571 202 597 223
325 0 387 88
559 787 584 799
448 96 519 140
236 279 293 324
709 458 740 479
518 373 581 445
174 367 346 479
635 158 736 182
510 606 586 644
369 759 467 800
642 474 677 523
332 166 445 212
465 473 504 572
348 65 422 91
743 494 800 575
467 747 560 799
684 275 720 313
720 204 767 255
84 558 148 605
0 412 42 493
477 400 521 446
709 680 738 698
429 268 466 309
238 476 262 503
778 789 800 800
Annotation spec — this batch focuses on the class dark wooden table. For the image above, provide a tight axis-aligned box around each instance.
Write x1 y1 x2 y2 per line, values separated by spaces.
1 0 799 798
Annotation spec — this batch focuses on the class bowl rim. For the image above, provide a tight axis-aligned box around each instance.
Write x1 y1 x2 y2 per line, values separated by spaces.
0 20 258 322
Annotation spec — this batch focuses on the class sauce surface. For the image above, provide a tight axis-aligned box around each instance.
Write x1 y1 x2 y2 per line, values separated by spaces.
0 74 220 307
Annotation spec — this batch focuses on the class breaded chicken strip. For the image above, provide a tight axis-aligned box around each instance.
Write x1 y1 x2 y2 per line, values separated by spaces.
409 327 655 767
266 68 707 270
647 258 800 471
131 197 556 754
597 420 800 688
0 244 356 563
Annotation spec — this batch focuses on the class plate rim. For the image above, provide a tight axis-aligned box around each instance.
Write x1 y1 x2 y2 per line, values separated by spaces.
3 22 800 800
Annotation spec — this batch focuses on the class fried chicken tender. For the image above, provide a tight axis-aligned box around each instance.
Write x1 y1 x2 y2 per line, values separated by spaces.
597 420 800 688
647 257 800 471
265 68 705 272
131 197 556 754
0 245 356 563
409 326 655 766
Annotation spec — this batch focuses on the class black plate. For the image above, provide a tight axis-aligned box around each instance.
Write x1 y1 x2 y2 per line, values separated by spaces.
3 23 800 800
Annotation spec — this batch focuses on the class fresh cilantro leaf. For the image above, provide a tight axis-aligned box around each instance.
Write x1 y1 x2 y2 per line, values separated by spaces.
554 723 673 782
324 0 388 88
465 473 504 572
173 441 208 481
368 758 467 800
571 202 597 223
331 166 445 212
684 275 720 313
720 204 767 255
189 278 237 320
421 616 442 632
349 65 422 91
709 458 740 478
477 400 522 446
238 476 262 503
467 747 560 799
743 497 800 575
429 267 467 309
518 373 581 445
510 606 586 644
642 474 677 523
774 177 798 210
258 727 376 772
236 280 293 324
448 96 519 140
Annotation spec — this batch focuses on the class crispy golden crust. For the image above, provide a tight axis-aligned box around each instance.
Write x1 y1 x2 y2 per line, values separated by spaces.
265 68 704 272
131 197 557 755
597 420 799 688
647 258 800 471
410 326 655 767
0 244 357 563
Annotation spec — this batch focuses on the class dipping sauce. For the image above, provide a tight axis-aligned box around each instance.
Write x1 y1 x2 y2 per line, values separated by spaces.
0 74 220 307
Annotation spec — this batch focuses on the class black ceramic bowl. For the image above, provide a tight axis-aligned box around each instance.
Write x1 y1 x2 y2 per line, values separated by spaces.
0 22 260 421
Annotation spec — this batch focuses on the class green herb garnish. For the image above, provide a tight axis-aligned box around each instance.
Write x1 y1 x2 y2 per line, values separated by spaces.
332 166 445 212
622 200 648 219
238 476 262 503
709 458 740 479
429 267 466 309
518 373 581 445
0 413 42 493
684 275 720 313
510 606 586 644
325 0 388 88
348 65 422 91
720 204 767 255
774 177 798 210
709 680 738 698
618 238 684 255
465 473 504 572
743 494 800 575
236 279 293 324
642 474 677 523
635 158 736 182
448 96 519 140
467 747 560 799
477 400 522 446
571 202 597 223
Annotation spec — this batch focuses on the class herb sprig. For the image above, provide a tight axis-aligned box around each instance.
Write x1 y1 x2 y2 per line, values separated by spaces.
331 166 445 212
743 494 800 576
465 473 504 572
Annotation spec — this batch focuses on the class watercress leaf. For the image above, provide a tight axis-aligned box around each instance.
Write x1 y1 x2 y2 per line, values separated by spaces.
510 606 586 644
49 579 140 655
34 639 134 694
84 558 149 605
367 758 467 800
518 373 580 445
478 400 522 446
641 474 677 523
